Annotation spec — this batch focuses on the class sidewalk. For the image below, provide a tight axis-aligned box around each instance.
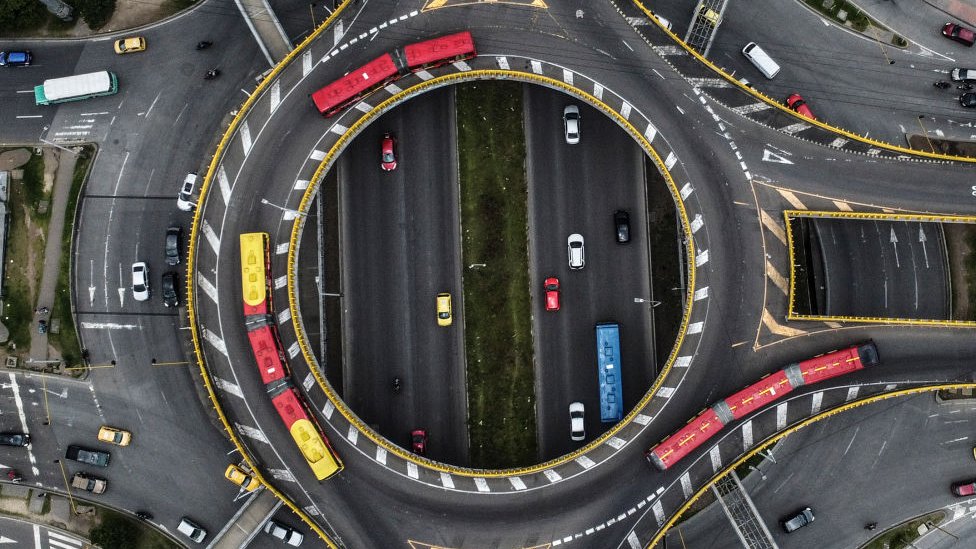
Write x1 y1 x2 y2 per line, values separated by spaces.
28 148 78 365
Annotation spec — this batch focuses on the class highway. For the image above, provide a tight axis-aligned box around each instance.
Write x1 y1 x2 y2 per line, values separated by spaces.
1 0 975 547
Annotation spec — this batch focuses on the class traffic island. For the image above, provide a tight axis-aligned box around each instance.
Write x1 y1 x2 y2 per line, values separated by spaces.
859 510 947 549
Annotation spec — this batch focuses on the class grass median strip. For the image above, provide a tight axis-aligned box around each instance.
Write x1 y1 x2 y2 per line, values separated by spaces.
456 81 537 468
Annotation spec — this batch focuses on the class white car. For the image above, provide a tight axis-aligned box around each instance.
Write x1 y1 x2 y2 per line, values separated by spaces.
264 520 303 546
177 517 207 543
570 402 585 441
654 14 673 31
567 233 585 270
176 172 198 211
563 105 580 144
131 262 150 301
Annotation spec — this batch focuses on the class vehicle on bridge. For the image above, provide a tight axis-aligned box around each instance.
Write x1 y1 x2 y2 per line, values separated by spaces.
269 385 343 480
239 233 343 480
312 31 477 117
596 322 623 423
645 342 880 470
34 71 118 105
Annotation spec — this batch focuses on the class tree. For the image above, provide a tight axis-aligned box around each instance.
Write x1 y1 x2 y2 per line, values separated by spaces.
89 515 140 549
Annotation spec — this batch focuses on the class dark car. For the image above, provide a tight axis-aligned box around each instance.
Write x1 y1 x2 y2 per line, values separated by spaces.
943 23 976 47
781 507 815 533
411 429 428 456
37 320 47 334
65 444 110 467
0 432 30 447
614 210 630 243
785 93 816 121
380 133 397 171
0 51 32 67
961 92 976 108
952 479 976 496
165 226 182 265
162 272 180 308
950 68 976 83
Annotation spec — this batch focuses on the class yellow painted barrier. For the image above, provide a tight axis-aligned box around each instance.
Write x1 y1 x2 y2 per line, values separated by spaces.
286 69 703 476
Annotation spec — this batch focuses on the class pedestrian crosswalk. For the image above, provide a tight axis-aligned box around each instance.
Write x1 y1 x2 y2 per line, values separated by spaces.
43 528 84 549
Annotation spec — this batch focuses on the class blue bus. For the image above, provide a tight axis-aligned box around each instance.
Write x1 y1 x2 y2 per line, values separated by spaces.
596 322 623 423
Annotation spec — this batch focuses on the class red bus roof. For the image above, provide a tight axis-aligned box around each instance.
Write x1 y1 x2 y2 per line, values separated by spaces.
649 408 725 470
723 370 794 421
271 386 309 431
797 345 863 385
246 325 288 385
403 31 476 69
311 53 399 115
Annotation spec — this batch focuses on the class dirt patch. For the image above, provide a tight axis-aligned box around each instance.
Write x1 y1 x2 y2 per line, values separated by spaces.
945 222 975 320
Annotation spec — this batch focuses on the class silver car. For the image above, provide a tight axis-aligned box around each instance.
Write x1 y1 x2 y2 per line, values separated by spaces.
177 517 207 543
131 262 150 301
567 233 585 270
569 402 585 441
563 105 580 144
176 172 198 211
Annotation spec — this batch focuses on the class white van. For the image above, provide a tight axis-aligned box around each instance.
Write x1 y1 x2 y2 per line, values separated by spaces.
742 42 781 79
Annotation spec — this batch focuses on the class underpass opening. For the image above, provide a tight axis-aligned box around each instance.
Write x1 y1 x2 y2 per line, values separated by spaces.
292 80 688 468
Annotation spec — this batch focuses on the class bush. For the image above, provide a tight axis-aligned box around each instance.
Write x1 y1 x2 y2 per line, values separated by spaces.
68 0 117 30
0 0 48 33
852 12 870 32
90 515 140 549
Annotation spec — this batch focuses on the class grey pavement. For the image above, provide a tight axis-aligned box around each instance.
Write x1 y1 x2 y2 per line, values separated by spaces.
28 148 78 365
237 0 294 65
211 489 280 548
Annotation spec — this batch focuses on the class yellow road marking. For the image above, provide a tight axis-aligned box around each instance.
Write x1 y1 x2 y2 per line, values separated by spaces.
760 210 787 246
832 200 852 211
423 0 547 9
776 189 806 210
762 308 806 337
765 260 789 295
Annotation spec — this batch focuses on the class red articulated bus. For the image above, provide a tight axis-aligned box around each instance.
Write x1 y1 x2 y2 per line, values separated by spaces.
239 232 344 480
245 322 289 386
269 385 344 480
645 342 879 471
402 31 477 70
312 31 477 117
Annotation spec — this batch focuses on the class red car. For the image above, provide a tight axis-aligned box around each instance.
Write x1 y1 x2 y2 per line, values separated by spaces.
943 23 976 47
411 429 427 456
380 133 397 171
544 277 560 311
785 93 816 121
952 480 976 496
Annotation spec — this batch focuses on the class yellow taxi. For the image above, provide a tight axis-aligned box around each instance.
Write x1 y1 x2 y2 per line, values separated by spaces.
114 36 147 54
436 293 452 327
224 464 261 492
97 425 131 446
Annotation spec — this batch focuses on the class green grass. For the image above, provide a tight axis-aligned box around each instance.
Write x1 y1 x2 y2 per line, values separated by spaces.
2 149 49 352
48 147 93 369
90 509 179 549
456 81 537 468
863 511 945 549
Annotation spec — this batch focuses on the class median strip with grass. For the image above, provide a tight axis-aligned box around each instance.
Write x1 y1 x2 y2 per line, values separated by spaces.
456 81 537 468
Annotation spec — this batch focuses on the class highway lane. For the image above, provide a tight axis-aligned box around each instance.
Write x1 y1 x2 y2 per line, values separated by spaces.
653 0 976 144
665 384 976 549
338 88 467 464
525 85 656 459
179 0 976 546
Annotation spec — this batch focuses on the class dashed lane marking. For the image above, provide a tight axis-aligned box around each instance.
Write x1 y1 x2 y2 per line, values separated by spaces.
776 188 807 209
213 377 243 399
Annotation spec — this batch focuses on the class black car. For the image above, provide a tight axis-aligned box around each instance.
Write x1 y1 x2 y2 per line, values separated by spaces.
961 92 976 108
65 444 110 467
165 226 182 265
162 272 179 308
613 210 630 243
0 432 30 447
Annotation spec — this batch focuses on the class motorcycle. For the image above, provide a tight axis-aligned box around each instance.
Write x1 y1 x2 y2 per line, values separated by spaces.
135 511 153 520
392 377 401 393
934 81 951 89
204 68 220 80
7 470 22 482
195 41 212 50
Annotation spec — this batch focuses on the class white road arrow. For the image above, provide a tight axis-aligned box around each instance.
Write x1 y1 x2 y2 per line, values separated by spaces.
890 227 900 268
761 149 794 164
0 535 16 544
117 262 125 307
918 225 929 269
88 259 95 306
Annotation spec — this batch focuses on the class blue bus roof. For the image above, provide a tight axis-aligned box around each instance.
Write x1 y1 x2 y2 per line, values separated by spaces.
596 323 623 423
